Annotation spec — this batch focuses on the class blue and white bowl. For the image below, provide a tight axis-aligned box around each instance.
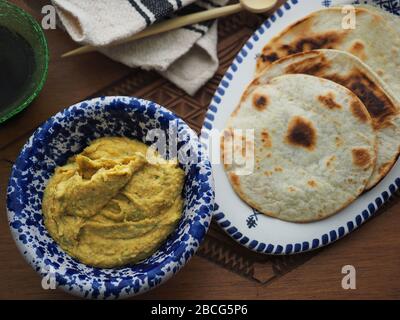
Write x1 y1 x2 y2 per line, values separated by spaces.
7 96 214 299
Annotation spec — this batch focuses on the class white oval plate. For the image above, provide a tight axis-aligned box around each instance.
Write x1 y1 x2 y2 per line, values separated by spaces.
200 0 400 254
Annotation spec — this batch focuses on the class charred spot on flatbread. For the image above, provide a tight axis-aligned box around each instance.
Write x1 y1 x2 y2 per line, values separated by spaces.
285 116 317 150
350 41 367 60
307 180 317 188
350 100 369 123
352 147 373 168
287 32 342 53
261 129 272 148
284 53 330 75
259 31 344 70
346 74 397 128
327 70 397 128
318 92 342 110
253 93 269 111
326 155 336 168
335 136 343 147
260 52 279 64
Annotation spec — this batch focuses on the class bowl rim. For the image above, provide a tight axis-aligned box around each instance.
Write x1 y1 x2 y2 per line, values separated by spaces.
7 96 214 299
0 1 49 124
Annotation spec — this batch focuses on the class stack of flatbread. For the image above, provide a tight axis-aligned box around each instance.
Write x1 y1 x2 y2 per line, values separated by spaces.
222 6 400 223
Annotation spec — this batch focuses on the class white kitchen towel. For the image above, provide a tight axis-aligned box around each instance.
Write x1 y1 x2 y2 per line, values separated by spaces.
52 0 229 95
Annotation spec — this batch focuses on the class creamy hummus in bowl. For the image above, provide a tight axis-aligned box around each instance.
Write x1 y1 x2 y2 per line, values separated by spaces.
7 96 214 299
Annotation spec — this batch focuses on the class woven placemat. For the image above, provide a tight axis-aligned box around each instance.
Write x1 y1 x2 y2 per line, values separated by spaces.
25 1 400 285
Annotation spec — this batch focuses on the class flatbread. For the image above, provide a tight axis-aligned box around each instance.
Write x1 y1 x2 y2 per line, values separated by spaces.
256 7 400 102
222 74 376 222
250 49 400 189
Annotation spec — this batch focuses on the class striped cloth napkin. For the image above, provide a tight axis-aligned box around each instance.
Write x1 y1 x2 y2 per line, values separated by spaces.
52 0 229 95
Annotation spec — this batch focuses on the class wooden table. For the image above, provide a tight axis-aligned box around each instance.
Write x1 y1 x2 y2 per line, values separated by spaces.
1 0 399 300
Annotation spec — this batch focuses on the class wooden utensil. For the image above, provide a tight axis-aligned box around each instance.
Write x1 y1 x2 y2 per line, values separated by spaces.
62 0 278 58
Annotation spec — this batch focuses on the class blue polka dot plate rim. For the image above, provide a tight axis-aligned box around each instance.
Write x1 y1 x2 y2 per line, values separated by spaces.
200 0 400 255
7 96 214 299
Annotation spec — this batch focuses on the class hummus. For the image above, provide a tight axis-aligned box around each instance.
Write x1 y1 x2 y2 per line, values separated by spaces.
42 137 184 268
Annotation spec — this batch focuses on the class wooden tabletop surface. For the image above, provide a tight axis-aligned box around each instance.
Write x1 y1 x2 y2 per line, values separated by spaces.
0 0 399 300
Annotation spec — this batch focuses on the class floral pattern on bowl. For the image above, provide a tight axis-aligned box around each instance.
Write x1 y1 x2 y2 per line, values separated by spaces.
7 96 214 299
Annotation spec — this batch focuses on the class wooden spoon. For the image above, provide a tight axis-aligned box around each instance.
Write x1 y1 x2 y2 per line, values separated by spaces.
62 0 278 58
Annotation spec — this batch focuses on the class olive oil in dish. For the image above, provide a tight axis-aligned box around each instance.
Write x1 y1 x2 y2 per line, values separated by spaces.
0 25 36 114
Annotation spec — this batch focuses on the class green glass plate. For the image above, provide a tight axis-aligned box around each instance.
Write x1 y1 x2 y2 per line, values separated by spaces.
0 1 49 124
